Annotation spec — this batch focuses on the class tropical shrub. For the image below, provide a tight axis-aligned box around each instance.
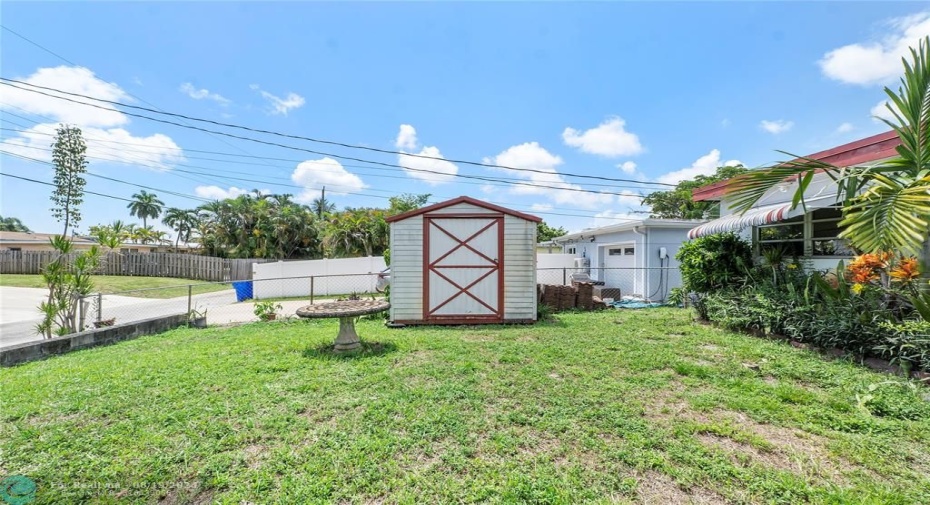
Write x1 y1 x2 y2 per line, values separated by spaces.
693 249 930 372
676 233 753 293
875 320 930 372
676 233 752 319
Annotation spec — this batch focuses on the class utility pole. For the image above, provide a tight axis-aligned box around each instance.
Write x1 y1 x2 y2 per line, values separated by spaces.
318 186 325 219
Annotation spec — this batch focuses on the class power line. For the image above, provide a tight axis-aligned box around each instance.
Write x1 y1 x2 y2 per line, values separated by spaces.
0 150 212 203
2 150 646 222
0 76 675 188
0 25 288 174
0 89 639 199
0 125 658 192
1 172 134 203
2 141 650 220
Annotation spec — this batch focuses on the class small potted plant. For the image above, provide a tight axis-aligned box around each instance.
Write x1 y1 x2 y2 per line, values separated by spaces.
189 307 208 329
254 301 283 321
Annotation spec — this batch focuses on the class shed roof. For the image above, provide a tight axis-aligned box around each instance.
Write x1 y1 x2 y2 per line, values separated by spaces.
385 196 542 223
692 130 901 202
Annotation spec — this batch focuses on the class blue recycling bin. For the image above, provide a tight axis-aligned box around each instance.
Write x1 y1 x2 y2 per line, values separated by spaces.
232 281 253 302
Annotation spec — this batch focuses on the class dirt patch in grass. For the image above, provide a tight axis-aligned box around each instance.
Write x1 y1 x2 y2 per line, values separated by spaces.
635 470 724 504
395 349 436 366
460 333 494 342
642 385 855 483
242 443 266 470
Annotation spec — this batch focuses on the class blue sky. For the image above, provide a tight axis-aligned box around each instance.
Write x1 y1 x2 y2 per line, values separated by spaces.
1 2 927 235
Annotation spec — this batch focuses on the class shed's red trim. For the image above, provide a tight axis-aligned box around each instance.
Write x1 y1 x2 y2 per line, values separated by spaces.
692 130 901 202
385 195 543 223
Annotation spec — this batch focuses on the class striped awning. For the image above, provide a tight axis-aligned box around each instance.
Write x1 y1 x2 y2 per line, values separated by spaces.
687 197 837 239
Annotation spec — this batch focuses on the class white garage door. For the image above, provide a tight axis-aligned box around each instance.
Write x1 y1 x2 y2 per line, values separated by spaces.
603 245 638 296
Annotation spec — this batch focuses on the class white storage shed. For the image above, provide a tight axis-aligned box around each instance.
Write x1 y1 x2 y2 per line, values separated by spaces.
385 196 542 325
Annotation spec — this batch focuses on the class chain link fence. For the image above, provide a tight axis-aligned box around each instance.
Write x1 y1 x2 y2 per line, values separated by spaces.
536 267 682 302
82 273 386 330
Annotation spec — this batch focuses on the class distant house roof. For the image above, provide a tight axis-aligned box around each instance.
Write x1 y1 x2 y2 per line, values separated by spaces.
385 196 543 223
692 130 901 202
555 218 706 242
0 231 97 245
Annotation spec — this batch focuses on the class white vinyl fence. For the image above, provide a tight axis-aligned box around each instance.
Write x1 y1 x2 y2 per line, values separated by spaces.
252 256 387 299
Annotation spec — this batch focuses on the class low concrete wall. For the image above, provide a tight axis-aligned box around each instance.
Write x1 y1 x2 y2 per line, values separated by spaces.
0 313 188 367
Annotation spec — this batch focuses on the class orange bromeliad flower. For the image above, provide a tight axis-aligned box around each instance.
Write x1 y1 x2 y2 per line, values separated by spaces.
890 257 921 283
847 266 878 284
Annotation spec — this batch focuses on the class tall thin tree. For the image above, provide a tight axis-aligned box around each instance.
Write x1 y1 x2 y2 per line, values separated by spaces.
50 125 88 237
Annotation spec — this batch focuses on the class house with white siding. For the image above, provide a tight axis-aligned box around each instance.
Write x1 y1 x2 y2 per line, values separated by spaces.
553 219 703 301
688 130 900 269
385 196 541 325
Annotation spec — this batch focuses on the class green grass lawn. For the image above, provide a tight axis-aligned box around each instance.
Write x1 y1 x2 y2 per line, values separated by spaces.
2 309 929 504
0 274 230 298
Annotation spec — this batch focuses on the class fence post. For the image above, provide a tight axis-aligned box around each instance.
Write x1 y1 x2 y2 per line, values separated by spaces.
562 268 567 285
78 295 85 331
96 292 103 323
310 276 315 305
187 284 193 317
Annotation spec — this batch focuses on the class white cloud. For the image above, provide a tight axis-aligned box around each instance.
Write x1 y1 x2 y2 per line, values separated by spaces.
819 12 930 86
1 66 129 127
835 122 855 134
194 186 263 200
291 157 366 202
871 99 900 122
480 184 498 194
655 149 742 186
393 125 459 185
618 161 637 174
484 141 615 209
2 123 183 171
179 82 230 105
721 118 731 127
395 124 418 150
251 85 305 115
530 203 553 212
759 119 794 134
0 66 185 170
397 147 459 185
562 117 644 157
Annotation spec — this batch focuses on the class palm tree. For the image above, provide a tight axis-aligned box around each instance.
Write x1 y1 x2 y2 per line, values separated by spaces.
311 192 336 219
162 208 199 248
0 215 31 232
127 190 165 228
730 37 930 256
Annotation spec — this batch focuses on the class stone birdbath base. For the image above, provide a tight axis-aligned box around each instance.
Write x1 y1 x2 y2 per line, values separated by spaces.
296 300 391 352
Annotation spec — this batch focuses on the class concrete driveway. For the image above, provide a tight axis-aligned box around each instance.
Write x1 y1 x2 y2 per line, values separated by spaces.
0 287 176 348
1 286 344 350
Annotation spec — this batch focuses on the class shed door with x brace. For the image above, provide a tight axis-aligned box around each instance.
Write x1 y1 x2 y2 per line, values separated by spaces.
423 214 504 323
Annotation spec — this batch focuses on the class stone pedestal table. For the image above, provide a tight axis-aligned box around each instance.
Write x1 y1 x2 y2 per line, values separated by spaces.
295 300 390 352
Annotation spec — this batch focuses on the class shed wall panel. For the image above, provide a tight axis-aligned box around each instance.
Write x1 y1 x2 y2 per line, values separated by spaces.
389 215 424 321
502 214 537 320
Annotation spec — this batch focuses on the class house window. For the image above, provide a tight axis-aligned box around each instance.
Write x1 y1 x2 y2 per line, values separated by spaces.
810 206 855 256
608 248 624 256
567 247 576 255
754 205 854 258
8 247 22 252
624 247 635 256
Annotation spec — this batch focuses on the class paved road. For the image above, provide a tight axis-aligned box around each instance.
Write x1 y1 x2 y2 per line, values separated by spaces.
0 287 334 349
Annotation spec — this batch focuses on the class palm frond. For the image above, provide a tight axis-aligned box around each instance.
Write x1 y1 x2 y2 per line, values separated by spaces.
725 154 838 215
839 173 930 254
